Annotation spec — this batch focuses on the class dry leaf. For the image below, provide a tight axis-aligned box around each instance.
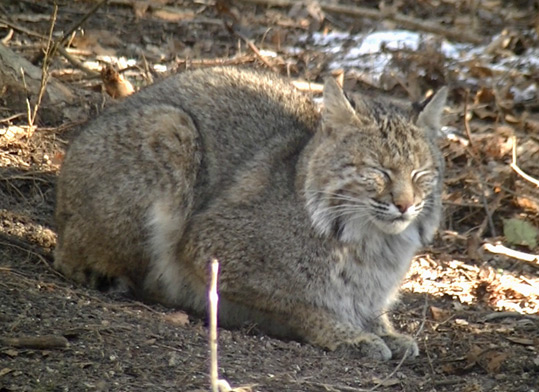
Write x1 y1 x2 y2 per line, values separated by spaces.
485 351 508 373
101 64 135 99
430 305 452 321
506 336 534 346
163 311 189 326
465 345 484 369
514 197 539 212
372 377 400 387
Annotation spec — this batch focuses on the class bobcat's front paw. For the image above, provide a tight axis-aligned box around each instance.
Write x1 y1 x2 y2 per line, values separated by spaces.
337 333 393 361
381 333 418 360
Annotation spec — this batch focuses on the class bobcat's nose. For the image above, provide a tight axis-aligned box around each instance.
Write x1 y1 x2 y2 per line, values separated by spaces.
394 200 413 214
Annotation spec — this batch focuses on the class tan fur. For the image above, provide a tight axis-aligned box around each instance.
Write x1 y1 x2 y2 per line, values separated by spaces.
55 67 446 361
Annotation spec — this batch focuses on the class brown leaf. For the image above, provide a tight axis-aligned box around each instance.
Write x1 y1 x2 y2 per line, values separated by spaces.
101 64 135 99
474 87 496 104
514 197 539 212
163 311 189 326
0 367 13 377
506 336 534 346
466 233 483 261
465 345 483 368
430 306 452 321
485 351 508 373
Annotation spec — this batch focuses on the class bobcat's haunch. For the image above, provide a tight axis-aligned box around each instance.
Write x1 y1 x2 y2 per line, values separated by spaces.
55 67 446 360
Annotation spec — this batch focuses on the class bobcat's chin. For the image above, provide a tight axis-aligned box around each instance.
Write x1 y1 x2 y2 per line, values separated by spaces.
372 217 414 235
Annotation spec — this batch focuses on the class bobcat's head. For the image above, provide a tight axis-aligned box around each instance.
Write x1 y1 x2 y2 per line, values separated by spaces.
304 79 447 243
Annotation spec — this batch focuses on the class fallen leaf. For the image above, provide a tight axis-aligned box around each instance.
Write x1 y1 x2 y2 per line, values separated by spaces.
163 311 189 326
485 351 508 373
465 345 483 369
506 336 534 346
430 306 452 321
101 64 135 99
514 197 539 212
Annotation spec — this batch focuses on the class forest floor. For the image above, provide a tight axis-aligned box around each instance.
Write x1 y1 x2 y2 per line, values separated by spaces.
1 1 538 391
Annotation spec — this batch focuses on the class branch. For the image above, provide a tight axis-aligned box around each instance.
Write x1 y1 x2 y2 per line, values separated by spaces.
237 0 483 44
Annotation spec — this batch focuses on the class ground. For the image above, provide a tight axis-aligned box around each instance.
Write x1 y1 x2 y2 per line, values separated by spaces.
1 1 539 391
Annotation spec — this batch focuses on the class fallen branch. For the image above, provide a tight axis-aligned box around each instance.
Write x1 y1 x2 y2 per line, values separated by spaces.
483 311 539 322
237 0 483 44
483 243 539 269
0 335 69 350
178 55 256 68
0 17 47 39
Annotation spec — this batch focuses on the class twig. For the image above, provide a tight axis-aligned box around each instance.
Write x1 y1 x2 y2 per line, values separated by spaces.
0 17 47 39
483 243 539 269
0 113 24 123
300 381 369 392
30 5 58 127
292 80 324 94
0 335 69 350
209 259 233 392
178 55 256 68
1 27 13 44
56 46 99 77
209 259 220 392
483 311 539 322
232 29 278 71
462 90 476 152
237 0 483 44
510 135 539 187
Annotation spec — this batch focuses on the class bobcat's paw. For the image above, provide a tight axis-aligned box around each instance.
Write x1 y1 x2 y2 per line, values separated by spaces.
381 333 419 360
337 333 392 361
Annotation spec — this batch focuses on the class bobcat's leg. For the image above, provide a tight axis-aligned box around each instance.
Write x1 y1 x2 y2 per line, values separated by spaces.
286 306 393 361
55 105 201 295
372 313 419 359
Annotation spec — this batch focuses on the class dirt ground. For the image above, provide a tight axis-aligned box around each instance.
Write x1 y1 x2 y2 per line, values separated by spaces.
1 1 539 391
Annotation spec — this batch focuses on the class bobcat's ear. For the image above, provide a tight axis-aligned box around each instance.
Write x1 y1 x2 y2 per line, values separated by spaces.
322 78 369 133
416 87 447 136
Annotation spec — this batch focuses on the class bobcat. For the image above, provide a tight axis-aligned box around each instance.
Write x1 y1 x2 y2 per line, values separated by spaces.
55 66 446 361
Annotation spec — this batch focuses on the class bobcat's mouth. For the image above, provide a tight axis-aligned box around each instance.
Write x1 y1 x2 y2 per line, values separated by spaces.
372 214 415 234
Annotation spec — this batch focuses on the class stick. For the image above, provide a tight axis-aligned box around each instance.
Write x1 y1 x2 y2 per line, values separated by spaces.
0 18 47 39
232 29 278 71
462 90 476 152
483 243 539 268
237 0 483 44
30 5 58 127
510 136 539 187
56 46 100 77
209 259 220 392
0 335 68 349
178 55 256 68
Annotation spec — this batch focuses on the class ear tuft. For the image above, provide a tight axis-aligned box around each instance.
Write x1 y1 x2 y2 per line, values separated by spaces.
416 87 448 135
